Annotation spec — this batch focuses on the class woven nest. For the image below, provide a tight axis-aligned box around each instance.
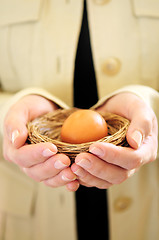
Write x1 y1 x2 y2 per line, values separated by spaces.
27 108 130 161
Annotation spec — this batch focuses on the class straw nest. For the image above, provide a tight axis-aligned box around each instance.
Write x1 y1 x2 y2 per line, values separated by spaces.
27 108 130 161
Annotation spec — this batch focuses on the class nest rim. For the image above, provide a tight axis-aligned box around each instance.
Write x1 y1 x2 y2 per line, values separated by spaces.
27 108 130 161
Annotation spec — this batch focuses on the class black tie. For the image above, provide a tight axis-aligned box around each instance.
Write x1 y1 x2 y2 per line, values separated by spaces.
73 1 109 239
73 1 98 109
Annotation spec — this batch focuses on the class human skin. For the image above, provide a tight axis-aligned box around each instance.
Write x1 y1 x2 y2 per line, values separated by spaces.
3 93 158 191
71 93 158 189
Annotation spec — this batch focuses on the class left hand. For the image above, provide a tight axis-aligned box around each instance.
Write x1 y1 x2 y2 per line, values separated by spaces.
71 92 158 189
3 95 79 192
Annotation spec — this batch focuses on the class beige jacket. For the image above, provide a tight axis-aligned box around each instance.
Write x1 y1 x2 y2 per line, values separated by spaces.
0 0 159 239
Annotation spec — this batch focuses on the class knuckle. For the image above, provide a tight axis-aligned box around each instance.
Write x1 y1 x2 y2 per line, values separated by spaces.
31 150 42 163
33 175 43 182
3 117 10 129
98 182 112 189
44 179 56 188
114 170 129 184
3 146 16 164
44 181 53 187
3 118 14 137
106 148 118 161
14 158 27 168
43 181 50 187
150 152 157 162
41 163 51 176
79 175 97 188
142 117 152 135
79 172 89 182
25 170 42 182
92 165 103 177
111 148 120 159
129 154 142 169
3 150 11 162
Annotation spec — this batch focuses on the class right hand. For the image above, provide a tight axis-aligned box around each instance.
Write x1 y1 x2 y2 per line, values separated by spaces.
3 94 79 191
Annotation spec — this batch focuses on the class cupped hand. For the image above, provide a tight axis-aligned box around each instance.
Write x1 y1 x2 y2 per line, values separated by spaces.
71 92 158 189
3 95 79 191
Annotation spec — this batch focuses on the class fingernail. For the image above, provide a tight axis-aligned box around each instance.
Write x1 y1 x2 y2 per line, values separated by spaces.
11 130 20 144
54 160 68 169
42 148 56 157
76 158 92 169
131 130 142 148
89 147 104 157
62 175 76 181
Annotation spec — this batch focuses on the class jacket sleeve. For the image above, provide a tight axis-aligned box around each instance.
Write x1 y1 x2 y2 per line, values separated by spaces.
93 84 159 116
0 87 69 135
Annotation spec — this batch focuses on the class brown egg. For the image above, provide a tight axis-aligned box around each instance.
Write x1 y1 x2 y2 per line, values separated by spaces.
60 109 108 144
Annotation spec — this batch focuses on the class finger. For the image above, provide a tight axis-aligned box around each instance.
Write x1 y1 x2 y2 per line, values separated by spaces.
4 141 57 167
126 106 155 149
71 163 112 189
89 142 142 170
4 95 57 149
21 154 70 182
66 180 80 192
44 167 77 188
98 93 156 149
89 135 157 171
78 181 92 188
4 111 29 149
74 153 134 184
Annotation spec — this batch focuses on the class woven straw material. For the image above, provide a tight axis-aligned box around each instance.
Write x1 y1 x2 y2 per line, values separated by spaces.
27 108 130 161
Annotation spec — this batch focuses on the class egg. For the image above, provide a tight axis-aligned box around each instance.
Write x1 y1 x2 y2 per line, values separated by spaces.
60 109 108 144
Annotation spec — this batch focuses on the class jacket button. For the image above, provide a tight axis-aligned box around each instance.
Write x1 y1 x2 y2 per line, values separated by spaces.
93 0 110 5
102 57 121 76
114 197 132 212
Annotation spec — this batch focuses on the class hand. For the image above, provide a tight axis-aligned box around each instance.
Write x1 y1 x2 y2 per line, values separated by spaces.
71 93 158 189
3 95 79 191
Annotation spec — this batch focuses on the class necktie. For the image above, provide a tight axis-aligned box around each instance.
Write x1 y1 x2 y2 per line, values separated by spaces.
73 1 98 109
73 1 109 239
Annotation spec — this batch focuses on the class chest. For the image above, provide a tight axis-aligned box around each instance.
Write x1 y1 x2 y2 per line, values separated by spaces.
0 0 159 106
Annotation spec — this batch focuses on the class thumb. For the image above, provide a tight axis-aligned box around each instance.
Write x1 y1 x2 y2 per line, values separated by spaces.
4 117 28 148
4 94 57 149
126 127 143 149
4 113 29 149
11 126 28 149
126 110 152 149
97 92 154 149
